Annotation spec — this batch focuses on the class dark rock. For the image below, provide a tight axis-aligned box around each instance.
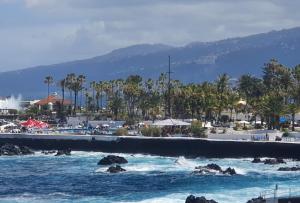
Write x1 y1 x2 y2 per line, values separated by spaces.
185 195 218 203
247 196 266 203
107 165 126 173
55 149 71 156
195 164 222 172
278 166 300 171
42 150 56 155
0 144 34 156
98 155 128 165
264 158 286 165
206 163 222 171
252 158 262 163
19 146 34 155
223 167 236 175
194 163 237 176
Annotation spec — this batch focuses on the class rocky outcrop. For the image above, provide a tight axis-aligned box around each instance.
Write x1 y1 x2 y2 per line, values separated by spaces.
252 158 286 165
185 195 218 203
278 166 300 171
98 155 128 165
194 164 236 175
246 197 266 203
41 150 56 155
264 158 286 165
0 144 34 156
223 167 236 175
251 158 262 163
55 149 71 156
107 165 126 173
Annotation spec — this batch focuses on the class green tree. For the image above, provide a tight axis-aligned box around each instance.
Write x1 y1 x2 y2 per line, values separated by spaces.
215 73 230 120
44 75 53 100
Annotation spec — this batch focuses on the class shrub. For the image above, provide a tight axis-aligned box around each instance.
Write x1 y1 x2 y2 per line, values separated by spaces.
141 127 161 137
282 129 290 137
242 126 248 130
114 128 128 136
124 117 136 126
191 121 207 138
210 128 217 134
234 123 242 131
174 128 181 134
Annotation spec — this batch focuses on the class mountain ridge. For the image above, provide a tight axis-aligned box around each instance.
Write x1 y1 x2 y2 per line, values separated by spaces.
1 27 300 98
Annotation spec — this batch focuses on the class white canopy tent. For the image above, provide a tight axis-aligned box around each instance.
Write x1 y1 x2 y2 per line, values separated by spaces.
151 119 191 127
236 120 250 124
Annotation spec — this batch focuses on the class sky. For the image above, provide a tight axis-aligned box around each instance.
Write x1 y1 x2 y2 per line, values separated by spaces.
0 0 300 72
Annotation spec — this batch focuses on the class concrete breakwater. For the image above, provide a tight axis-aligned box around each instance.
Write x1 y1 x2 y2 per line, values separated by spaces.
0 133 300 158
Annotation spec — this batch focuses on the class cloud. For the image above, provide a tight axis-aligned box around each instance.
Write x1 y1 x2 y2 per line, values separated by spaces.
24 0 61 8
0 0 300 72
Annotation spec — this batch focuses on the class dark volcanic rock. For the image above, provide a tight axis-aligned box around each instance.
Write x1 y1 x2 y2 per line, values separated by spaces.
194 164 237 175
223 167 236 175
0 144 34 156
252 158 262 163
42 150 56 155
107 165 126 173
206 164 222 171
19 146 35 155
264 158 286 165
247 196 266 203
278 166 300 171
98 155 128 165
185 195 218 203
55 149 71 156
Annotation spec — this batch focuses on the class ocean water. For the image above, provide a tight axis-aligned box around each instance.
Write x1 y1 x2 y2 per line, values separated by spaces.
0 152 299 203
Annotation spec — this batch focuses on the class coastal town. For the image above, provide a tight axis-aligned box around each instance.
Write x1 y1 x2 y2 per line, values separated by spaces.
1 1 300 203
1 59 300 144
1 60 300 202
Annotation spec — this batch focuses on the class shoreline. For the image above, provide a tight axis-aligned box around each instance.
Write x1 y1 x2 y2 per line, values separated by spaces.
0 133 300 158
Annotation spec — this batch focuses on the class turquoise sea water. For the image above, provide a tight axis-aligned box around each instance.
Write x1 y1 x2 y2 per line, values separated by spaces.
0 152 299 203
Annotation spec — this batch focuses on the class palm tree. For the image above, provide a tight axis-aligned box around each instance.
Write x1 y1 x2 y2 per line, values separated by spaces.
78 75 86 112
90 81 97 112
58 79 66 113
216 73 230 120
66 73 76 108
44 76 53 103
286 103 299 131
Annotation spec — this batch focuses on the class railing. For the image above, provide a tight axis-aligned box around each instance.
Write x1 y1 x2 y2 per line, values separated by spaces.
260 185 300 202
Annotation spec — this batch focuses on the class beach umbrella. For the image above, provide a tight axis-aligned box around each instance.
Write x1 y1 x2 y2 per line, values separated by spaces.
35 120 49 128
21 119 48 128
21 119 36 128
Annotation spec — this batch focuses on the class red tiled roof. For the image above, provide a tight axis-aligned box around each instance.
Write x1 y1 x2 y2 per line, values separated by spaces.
35 95 71 106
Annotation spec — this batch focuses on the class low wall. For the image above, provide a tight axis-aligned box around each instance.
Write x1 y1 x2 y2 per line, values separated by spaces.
0 134 300 158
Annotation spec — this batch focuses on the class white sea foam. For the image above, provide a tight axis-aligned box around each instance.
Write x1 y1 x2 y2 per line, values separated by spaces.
175 156 197 168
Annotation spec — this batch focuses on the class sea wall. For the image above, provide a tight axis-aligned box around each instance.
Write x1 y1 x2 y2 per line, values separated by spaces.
0 134 300 158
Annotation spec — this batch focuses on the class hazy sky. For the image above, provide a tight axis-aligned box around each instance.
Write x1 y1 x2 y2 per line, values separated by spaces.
0 0 300 72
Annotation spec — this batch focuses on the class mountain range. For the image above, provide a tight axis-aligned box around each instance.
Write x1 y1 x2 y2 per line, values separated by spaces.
1 27 300 98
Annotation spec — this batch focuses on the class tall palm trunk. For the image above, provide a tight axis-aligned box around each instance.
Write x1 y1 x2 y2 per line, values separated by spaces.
61 87 65 112
292 112 295 131
74 91 78 116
